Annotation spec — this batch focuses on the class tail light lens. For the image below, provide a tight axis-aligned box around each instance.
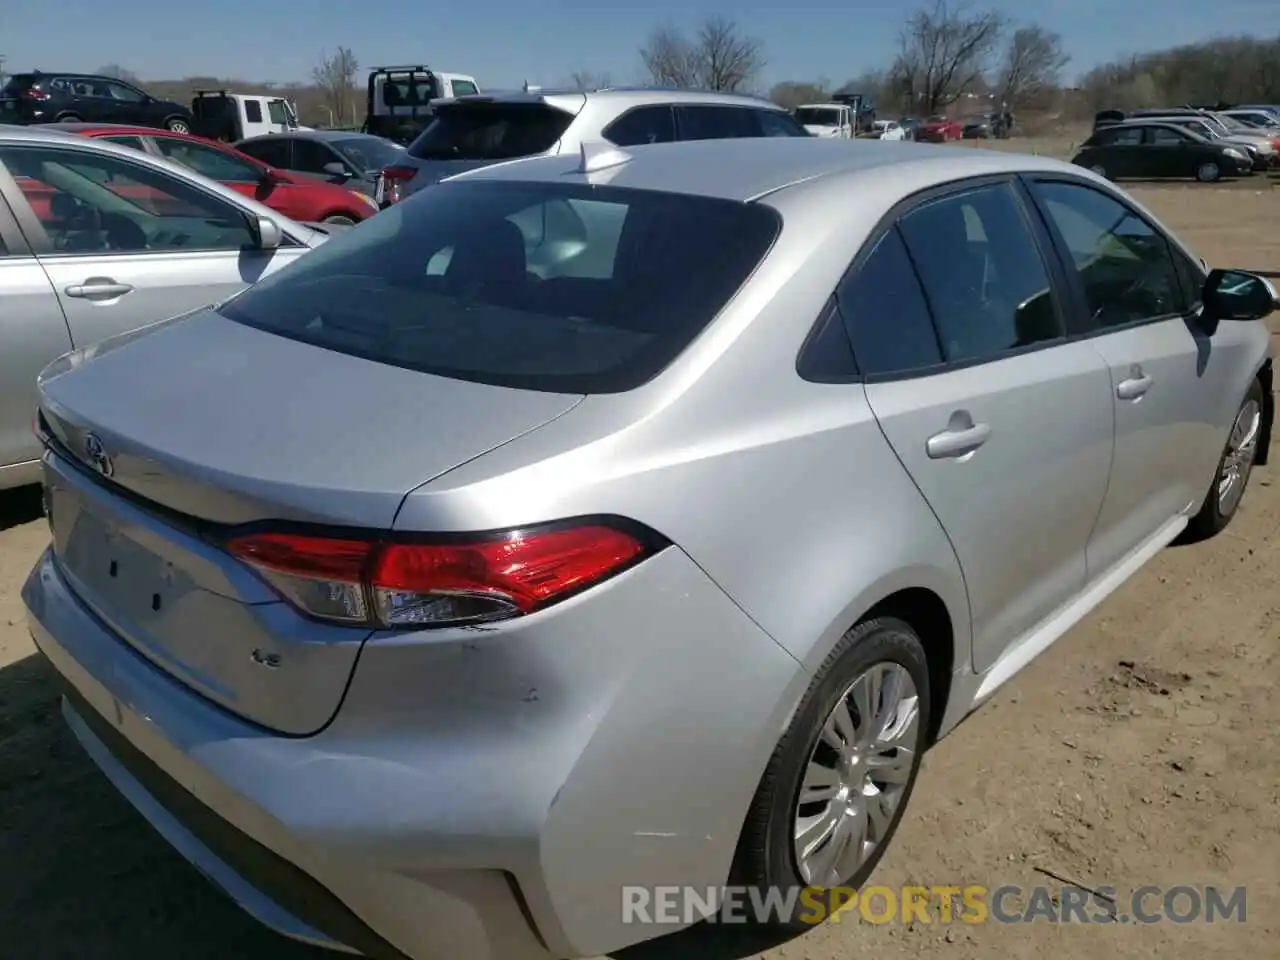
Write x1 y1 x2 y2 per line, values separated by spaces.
20 88 51 101
379 164 417 205
226 521 659 628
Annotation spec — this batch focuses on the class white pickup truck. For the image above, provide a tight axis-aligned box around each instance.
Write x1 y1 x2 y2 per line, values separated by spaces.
794 103 854 139
190 91 311 142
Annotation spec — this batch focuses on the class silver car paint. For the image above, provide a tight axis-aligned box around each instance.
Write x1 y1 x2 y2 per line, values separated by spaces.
23 138 1273 959
0 124 326 491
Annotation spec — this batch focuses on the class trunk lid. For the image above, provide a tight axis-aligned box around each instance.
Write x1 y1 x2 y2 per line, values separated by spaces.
38 308 581 734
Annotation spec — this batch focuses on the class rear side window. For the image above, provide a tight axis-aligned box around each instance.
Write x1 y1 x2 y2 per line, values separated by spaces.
838 228 942 376
245 100 264 123
754 110 810 137
217 180 780 394
603 106 676 147
676 105 760 141
1 74 39 96
898 183 1062 364
407 104 574 160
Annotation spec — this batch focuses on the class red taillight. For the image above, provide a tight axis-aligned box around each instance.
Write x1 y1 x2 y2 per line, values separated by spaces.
226 522 656 628
379 164 416 205
20 88 51 101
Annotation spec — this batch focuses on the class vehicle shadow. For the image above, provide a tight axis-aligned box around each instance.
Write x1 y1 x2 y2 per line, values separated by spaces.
0 651 805 960
0 484 43 532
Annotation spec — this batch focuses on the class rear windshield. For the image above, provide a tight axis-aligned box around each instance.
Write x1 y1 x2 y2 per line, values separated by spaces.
408 103 575 160
2 74 38 95
333 136 404 173
217 179 780 394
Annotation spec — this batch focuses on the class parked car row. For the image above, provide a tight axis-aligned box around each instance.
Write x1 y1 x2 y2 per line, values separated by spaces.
14 131 1278 960
1076 105 1280 182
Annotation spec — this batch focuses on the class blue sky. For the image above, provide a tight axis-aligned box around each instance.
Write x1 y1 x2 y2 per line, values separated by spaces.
3 0 1274 89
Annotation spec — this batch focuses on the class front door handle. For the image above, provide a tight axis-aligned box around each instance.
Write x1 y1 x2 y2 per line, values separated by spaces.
64 277 134 300
926 419 991 460
1116 374 1153 400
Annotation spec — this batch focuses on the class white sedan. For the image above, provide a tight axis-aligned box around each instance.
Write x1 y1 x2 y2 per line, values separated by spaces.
873 120 907 141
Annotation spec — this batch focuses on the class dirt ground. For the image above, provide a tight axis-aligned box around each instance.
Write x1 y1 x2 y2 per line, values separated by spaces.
1 180 1278 959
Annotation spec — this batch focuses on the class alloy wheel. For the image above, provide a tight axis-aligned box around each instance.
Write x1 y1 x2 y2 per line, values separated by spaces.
1218 397 1261 516
793 662 920 888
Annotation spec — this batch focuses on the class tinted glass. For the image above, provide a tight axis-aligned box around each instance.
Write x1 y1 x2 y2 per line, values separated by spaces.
217 180 781 394
407 104 574 160
154 138 262 181
838 228 943 376
899 183 1061 363
452 80 479 96
603 106 676 147
677 105 759 141
754 110 809 137
238 138 292 168
1093 126 1142 146
795 107 842 126
1032 181 1185 326
1 75 37 95
245 100 264 123
106 82 144 103
333 136 405 173
1149 126 1188 145
267 100 288 125
293 139 338 173
0 144 254 253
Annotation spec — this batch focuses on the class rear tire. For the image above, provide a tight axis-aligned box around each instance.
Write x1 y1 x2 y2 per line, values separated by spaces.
165 117 191 134
322 215 357 225
1182 378 1264 542
1090 163 1110 179
1195 161 1221 183
732 617 930 927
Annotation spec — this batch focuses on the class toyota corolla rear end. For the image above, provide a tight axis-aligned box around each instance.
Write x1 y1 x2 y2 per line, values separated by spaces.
23 172 802 959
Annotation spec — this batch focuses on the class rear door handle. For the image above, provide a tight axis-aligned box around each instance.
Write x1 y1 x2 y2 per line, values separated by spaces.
1116 375 1153 400
926 421 991 460
64 277 134 300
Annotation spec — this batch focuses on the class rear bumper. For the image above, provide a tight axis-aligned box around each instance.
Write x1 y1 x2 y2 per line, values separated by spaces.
24 542 805 959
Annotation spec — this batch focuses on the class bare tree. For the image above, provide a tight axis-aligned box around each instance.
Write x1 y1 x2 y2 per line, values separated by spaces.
769 79 831 110
96 64 141 85
640 17 766 92
997 26 1069 109
568 70 612 92
891 0 1005 115
311 47 360 125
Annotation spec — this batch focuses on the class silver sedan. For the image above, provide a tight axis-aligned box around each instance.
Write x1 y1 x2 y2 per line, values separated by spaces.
23 137 1276 960
0 124 332 491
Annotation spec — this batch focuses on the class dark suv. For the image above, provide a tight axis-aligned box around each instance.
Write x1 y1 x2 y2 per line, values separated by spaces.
0 72 194 132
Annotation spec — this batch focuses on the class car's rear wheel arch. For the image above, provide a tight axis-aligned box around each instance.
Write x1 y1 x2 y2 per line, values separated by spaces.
859 587 954 745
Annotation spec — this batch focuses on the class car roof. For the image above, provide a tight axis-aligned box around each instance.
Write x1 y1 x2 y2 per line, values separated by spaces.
449 87 786 110
251 130 377 142
451 137 1082 203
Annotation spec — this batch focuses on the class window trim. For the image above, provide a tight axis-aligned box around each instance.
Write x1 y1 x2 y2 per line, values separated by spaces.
797 172 1075 385
0 178 32 256
601 105 677 147
1019 173 1196 337
0 143 297 257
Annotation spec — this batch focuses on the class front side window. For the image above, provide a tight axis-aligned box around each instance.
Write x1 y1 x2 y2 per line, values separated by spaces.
1030 180 1186 327
0 144 255 254
268 100 288 125
1149 126 1189 145
237 138 293 169
754 109 809 137
292 139 340 173
105 81 145 103
153 137 263 182
451 80 479 97
676 105 760 141
898 182 1062 363
217 180 780 394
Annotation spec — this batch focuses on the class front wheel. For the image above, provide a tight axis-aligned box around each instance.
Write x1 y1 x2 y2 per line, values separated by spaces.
733 617 930 923
165 117 190 134
1195 161 1221 183
1183 379 1264 541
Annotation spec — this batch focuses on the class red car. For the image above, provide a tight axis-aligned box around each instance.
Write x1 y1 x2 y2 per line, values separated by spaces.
916 116 963 143
46 123 379 224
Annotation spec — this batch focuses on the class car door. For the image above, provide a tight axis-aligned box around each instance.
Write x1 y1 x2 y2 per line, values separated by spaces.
0 141 303 348
1024 177 1242 575
1144 125 1192 177
847 178 1114 674
0 177 73 481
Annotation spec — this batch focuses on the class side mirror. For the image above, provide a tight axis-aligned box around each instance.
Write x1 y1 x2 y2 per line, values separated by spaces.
258 167 281 186
1202 268 1279 325
251 215 282 250
323 161 349 177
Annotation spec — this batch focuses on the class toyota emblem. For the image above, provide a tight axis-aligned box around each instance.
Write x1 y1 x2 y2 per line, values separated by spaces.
84 432 113 477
